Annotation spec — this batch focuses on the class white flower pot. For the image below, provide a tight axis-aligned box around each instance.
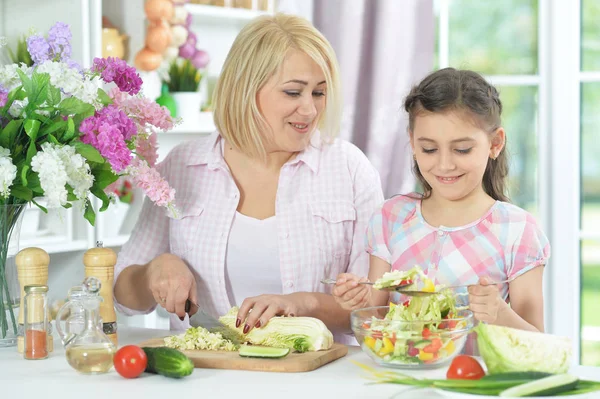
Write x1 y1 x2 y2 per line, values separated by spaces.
103 201 130 238
172 92 202 126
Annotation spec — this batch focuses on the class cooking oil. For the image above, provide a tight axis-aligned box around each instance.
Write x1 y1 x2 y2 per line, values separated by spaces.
65 343 116 374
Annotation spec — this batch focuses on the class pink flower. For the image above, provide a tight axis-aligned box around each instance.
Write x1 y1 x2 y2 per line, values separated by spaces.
128 158 175 208
109 88 175 132
136 132 159 168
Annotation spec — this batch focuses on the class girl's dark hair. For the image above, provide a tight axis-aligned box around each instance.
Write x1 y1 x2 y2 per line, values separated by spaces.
404 67 509 202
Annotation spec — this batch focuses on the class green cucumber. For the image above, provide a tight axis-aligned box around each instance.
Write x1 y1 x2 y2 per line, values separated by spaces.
482 372 554 382
499 374 579 397
239 345 290 358
413 340 431 349
142 347 194 379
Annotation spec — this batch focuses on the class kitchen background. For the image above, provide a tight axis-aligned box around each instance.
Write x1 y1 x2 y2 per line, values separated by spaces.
0 0 597 367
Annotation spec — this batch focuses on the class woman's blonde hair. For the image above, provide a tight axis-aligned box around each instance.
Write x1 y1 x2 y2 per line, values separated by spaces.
212 13 342 159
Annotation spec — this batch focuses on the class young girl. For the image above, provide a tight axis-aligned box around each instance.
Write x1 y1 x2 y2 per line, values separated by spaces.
333 68 550 337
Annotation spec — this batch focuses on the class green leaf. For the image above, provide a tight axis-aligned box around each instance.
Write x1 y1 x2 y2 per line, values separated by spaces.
59 97 95 116
46 84 62 107
28 173 43 194
14 88 27 101
20 165 29 186
91 163 118 189
39 119 67 138
91 185 111 212
16 69 33 96
32 198 48 213
26 140 37 164
62 202 72 209
29 72 50 106
46 134 60 145
63 117 75 141
10 185 32 201
83 198 96 226
24 119 41 140
0 120 23 148
73 142 104 163
97 88 113 106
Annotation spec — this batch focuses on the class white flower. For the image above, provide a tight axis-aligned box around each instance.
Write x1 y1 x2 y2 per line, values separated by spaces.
35 61 101 108
60 145 94 200
8 98 27 118
31 143 94 208
0 146 16 199
0 63 31 92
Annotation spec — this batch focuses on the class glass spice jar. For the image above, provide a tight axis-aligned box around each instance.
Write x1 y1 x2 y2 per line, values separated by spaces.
23 284 49 360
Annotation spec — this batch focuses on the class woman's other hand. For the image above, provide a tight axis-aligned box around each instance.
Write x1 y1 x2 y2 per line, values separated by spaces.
236 293 305 334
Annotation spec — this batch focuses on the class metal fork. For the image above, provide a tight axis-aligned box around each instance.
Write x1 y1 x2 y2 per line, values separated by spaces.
320 278 414 292
396 277 515 297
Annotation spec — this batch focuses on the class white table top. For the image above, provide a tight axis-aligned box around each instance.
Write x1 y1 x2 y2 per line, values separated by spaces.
1 326 599 399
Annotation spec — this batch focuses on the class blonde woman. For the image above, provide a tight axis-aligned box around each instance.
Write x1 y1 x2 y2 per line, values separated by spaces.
113 13 384 341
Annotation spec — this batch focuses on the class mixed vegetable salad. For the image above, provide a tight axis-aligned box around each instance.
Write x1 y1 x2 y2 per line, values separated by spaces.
360 266 470 366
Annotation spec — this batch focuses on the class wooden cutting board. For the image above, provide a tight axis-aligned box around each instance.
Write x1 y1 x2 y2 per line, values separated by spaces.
138 337 348 373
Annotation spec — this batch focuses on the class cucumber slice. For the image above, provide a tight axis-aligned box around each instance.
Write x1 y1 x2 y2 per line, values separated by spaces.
499 374 578 397
238 346 290 358
414 340 431 349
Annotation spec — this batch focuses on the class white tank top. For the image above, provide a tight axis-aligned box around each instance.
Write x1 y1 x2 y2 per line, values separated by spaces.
224 211 282 307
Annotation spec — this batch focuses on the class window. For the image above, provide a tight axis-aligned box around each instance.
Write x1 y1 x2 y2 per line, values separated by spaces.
434 0 541 214
435 0 600 366
580 0 600 367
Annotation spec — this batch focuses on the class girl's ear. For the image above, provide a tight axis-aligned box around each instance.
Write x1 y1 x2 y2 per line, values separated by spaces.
490 127 506 159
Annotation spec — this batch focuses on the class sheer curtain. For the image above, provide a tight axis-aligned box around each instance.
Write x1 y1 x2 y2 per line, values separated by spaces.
310 0 435 197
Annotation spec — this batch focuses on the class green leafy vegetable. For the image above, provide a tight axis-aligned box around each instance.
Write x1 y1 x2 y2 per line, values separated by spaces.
475 323 573 374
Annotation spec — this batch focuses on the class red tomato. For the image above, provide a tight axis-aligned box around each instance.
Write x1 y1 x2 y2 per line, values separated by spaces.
422 327 431 339
446 355 485 380
114 345 148 379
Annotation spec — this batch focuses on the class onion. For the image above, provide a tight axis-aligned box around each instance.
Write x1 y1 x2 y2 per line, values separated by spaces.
134 47 163 71
170 25 188 48
179 42 196 59
191 49 210 69
144 0 174 22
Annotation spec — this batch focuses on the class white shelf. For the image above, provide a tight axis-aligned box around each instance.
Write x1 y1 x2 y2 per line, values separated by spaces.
166 112 216 135
20 237 89 254
100 235 130 248
184 4 270 22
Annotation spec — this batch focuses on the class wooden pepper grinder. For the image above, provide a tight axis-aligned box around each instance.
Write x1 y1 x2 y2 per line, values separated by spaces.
84 241 118 346
16 247 53 354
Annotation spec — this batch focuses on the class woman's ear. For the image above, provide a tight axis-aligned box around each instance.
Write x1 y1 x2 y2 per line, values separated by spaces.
490 127 506 159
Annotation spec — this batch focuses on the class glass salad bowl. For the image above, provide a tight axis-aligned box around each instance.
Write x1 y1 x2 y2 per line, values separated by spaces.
351 304 474 369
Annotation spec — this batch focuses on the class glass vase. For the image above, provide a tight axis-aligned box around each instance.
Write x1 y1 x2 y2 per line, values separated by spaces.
0 203 27 347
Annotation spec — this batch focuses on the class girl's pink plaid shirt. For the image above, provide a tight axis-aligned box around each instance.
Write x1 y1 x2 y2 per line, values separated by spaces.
113 131 384 343
366 193 551 354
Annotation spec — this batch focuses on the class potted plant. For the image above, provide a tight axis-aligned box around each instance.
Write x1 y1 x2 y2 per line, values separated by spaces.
0 21 178 346
165 58 203 123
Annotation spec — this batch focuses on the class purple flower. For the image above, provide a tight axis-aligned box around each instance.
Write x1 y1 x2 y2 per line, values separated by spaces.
47 22 72 61
27 35 50 64
92 57 143 96
0 85 8 108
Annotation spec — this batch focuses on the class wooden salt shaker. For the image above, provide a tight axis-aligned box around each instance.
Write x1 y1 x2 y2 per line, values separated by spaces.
16 247 53 353
84 241 118 346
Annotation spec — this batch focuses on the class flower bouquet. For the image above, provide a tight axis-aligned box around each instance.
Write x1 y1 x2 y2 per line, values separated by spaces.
0 22 178 342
